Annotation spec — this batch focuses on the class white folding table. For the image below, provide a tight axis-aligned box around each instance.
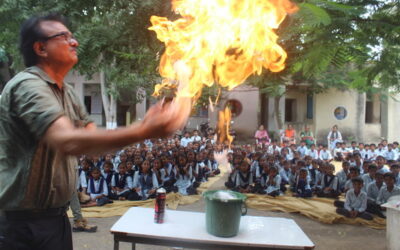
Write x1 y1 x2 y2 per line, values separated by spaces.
110 207 315 250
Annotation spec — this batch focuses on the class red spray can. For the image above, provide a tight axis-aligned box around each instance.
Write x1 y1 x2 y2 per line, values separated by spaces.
154 188 166 223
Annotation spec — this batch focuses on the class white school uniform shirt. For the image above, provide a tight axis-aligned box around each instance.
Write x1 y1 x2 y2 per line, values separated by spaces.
307 149 319 160
174 167 193 195
366 150 377 161
395 173 400 187
319 150 333 161
361 174 374 192
264 175 281 194
191 135 202 142
336 170 349 190
267 145 281 155
367 181 385 203
344 189 368 212
180 137 193 147
321 175 339 191
359 149 368 159
344 179 353 191
87 178 108 199
385 150 397 161
376 148 387 157
333 147 343 157
279 169 291 183
297 146 309 158
376 185 400 205
79 170 89 188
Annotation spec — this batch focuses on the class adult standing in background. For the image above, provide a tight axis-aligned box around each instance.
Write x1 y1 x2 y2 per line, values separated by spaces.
327 125 343 151
0 13 187 250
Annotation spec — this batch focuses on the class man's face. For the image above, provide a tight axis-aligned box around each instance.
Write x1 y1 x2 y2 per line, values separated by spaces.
38 21 78 67
353 182 363 192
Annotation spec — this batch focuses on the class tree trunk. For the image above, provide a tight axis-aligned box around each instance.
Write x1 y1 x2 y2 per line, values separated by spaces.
100 69 117 129
274 95 284 130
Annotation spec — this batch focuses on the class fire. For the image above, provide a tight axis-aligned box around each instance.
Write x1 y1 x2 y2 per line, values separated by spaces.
149 0 297 141
150 0 297 98
217 107 234 146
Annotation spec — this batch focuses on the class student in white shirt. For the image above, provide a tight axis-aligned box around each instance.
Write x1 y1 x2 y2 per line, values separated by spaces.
180 131 193 147
334 177 373 220
87 168 111 206
319 146 333 162
307 144 319 160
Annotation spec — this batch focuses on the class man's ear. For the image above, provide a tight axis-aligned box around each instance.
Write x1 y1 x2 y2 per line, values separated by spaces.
33 41 47 58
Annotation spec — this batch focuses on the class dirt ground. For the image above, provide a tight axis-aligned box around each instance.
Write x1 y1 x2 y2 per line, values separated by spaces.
71 175 386 250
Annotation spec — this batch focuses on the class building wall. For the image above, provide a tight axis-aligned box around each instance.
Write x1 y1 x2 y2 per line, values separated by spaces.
384 93 400 142
313 88 365 144
65 71 104 126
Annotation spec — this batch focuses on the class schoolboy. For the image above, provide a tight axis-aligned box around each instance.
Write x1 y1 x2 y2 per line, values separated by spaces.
293 168 312 198
334 177 373 220
316 164 340 198
87 168 111 206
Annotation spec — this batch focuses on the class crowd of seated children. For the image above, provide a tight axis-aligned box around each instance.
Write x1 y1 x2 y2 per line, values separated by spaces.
76 130 221 205
76 129 400 222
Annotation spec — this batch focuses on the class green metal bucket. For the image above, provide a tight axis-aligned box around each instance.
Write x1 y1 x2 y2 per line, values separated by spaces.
203 190 247 237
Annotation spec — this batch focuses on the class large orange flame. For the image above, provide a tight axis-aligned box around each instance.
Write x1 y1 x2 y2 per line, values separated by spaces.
150 0 297 98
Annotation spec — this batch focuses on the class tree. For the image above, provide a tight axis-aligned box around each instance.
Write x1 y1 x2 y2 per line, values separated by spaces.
0 0 167 128
250 0 400 130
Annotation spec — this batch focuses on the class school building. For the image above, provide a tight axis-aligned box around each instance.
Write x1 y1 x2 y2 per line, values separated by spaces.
1 68 399 144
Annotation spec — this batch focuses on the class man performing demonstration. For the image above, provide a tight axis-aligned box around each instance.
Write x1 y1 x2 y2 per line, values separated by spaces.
0 14 187 250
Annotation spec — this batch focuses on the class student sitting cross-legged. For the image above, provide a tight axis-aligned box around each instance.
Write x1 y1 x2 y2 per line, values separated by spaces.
293 168 312 198
86 168 112 206
334 177 373 221
109 163 140 201
132 160 159 200
263 166 282 197
316 164 340 198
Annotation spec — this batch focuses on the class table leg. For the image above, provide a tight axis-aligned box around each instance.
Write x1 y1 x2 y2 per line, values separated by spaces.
113 238 119 250
132 242 136 250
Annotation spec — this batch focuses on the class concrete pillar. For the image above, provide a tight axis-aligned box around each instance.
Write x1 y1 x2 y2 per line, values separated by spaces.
355 93 366 142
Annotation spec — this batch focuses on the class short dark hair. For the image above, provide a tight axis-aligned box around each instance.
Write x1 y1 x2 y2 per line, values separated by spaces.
19 13 68 67
351 177 363 185
384 172 395 180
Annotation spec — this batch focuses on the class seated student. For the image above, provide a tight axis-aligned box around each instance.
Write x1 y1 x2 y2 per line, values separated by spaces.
263 166 282 197
307 144 319 160
333 142 344 161
194 152 209 183
376 156 390 173
348 141 358 153
102 160 115 195
362 164 377 192
334 177 373 221
319 145 333 162
234 160 254 193
316 164 340 198
225 154 243 188
297 141 309 158
110 163 139 201
87 168 112 206
174 157 197 195
377 172 400 206
205 151 220 177
385 144 397 163
337 161 350 192
376 143 387 157
366 144 377 161
308 159 320 189
390 164 400 187
253 156 268 185
132 160 159 200
279 160 292 188
78 158 93 204
343 167 360 193
366 171 386 218
293 168 312 198
254 164 270 194
250 152 262 179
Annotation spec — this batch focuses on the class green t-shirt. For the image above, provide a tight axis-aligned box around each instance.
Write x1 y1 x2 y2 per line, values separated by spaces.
0 66 91 210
